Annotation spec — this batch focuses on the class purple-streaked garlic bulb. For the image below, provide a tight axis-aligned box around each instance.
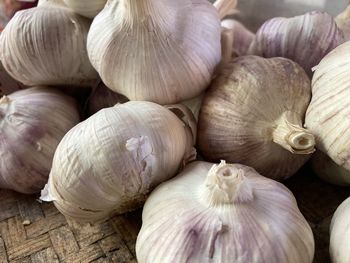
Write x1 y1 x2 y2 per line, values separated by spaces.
87 82 129 116
41 101 197 222
249 11 344 76
221 19 255 56
87 0 237 104
0 87 80 194
198 56 315 180
0 0 98 87
136 161 315 263
305 41 350 172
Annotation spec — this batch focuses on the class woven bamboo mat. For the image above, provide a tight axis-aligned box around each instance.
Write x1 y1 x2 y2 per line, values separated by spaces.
0 164 349 263
0 190 141 263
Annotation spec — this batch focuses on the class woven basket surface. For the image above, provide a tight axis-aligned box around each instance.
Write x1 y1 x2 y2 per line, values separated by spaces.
0 165 349 263
0 189 141 263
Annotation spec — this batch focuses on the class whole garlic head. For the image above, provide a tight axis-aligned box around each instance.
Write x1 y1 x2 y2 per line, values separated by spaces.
198 56 315 180
87 0 222 104
136 161 315 263
249 11 344 76
41 101 196 222
305 42 350 171
0 87 80 194
63 0 107 18
330 197 350 263
0 0 98 87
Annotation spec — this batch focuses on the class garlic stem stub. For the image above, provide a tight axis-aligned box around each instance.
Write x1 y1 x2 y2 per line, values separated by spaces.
0 0 98 87
305 41 350 171
248 11 344 76
41 101 197 222
0 87 80 194
330 197 350 263
198 55 315 180
136 161 315 263
63 0 107 18
87 0 222 104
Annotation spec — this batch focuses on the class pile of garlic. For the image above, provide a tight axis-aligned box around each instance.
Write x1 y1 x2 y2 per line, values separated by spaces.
2 0 350 262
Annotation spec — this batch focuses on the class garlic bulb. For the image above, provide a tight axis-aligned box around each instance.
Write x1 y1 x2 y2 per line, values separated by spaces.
0 0 98 87
305 42 350 171
87 81 129 116
0 87 80 194
63 0 106 18
336 5 350 40
41 101 197 222
311 151 350 187
136 161 315 263
330 197 350 263
248 11 344 76
198 56 315 180
87 0 223 104
221 19 255 56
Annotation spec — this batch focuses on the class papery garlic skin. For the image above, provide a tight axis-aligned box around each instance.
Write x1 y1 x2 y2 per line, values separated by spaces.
305 42 350 171
221 19 254 56
63 0 106 18
0 0 98 87
0 87 80 194
249 11 344 76
330 197 350 263
180 93 204 122
87 0 221 104
136 161 314 263
42 101 196 222
198 56 314 180
336 5 350 41
311 151 350 187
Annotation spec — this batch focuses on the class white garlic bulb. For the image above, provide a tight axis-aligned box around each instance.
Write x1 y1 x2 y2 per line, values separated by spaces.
136 161 315 263
63 0 106 18
0 87 80 194
198 56 315 180
41 101 197 222
311 151 350 186
0 0 98 87
221 19 255 56
336 5 350 40
330 197 350 263
305 42 350 172
249 11 344 76
87 0 222 104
